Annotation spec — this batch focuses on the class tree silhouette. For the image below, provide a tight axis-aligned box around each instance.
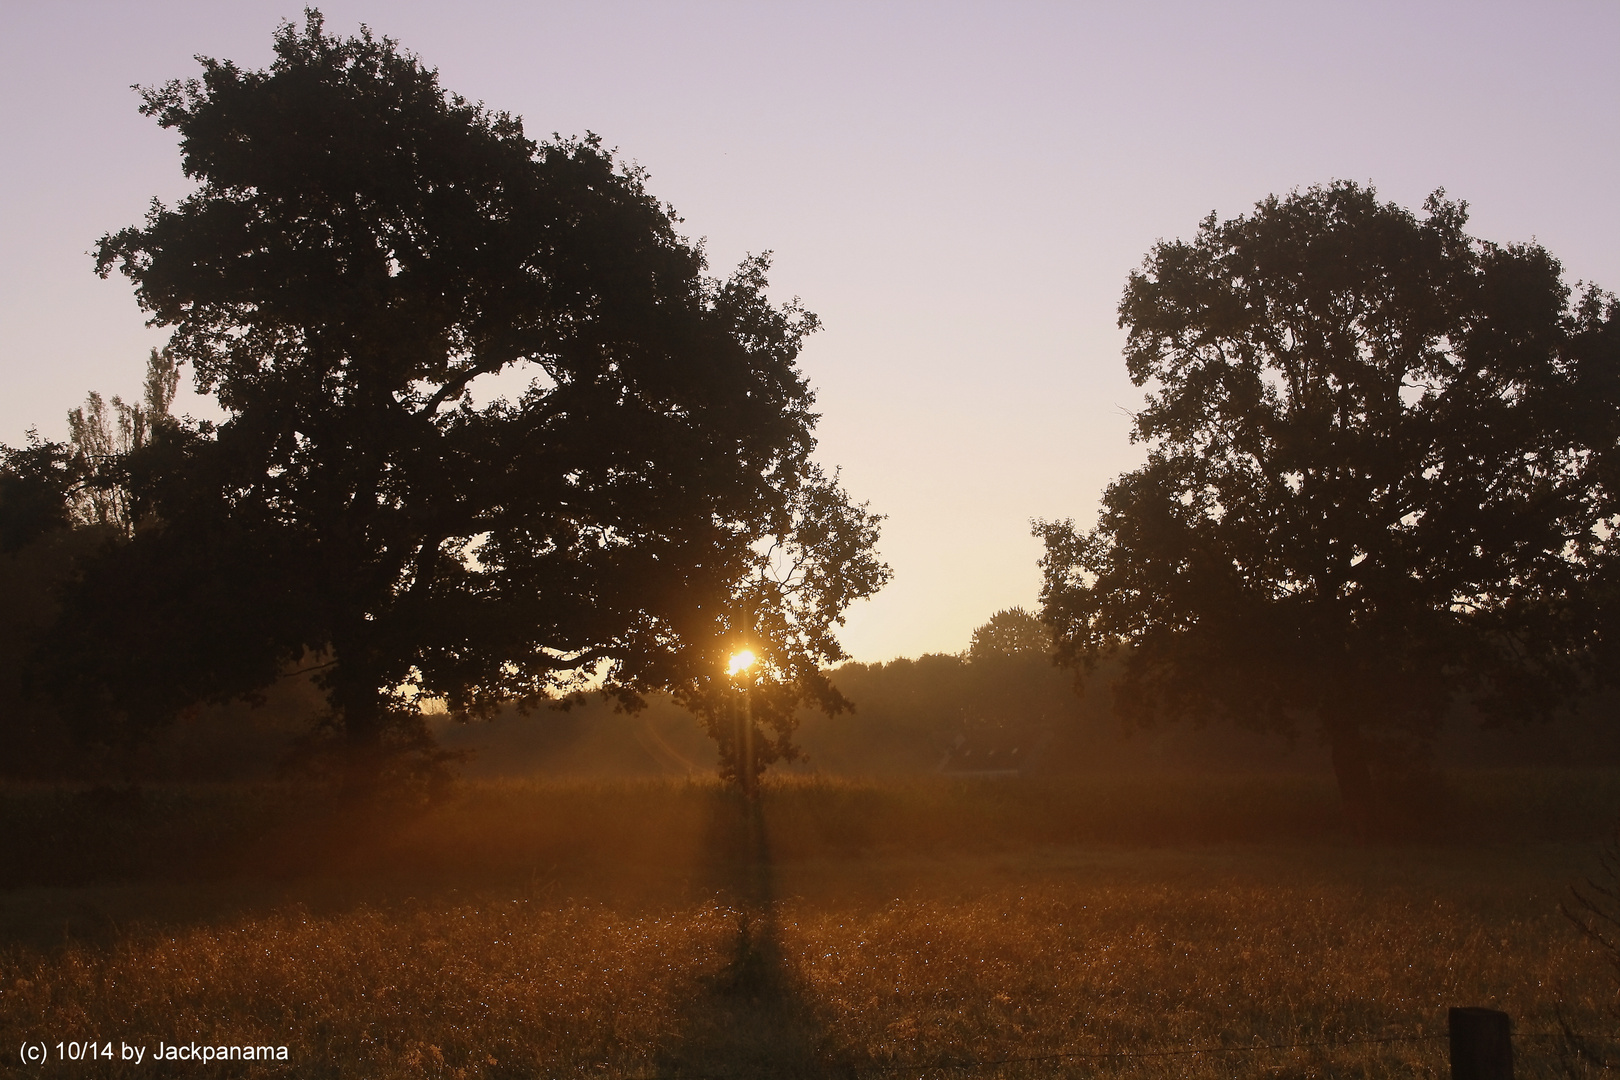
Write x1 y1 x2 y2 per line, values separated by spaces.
67 11 888 784
63 349 179 534
0 438 76 555
1036 182 1619 831
968 606 1052 662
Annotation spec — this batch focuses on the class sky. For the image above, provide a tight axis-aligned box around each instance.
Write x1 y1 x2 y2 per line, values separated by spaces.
2 1 1617 663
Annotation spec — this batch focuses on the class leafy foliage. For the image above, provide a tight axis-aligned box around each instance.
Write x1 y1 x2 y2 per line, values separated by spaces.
1036 182 1620 822
66 11 888 781
0 348 178 557
60 349 180 535
0 438 76 554
968 606 1052 662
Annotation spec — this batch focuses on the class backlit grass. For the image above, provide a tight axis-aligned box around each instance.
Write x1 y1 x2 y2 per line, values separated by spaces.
2 772 1617 1077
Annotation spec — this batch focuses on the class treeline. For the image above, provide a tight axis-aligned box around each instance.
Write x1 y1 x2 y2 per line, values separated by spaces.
6 582 1618 785
0 350 328 783
0 350 180 779
6 350 1619 786
433 608 1620 781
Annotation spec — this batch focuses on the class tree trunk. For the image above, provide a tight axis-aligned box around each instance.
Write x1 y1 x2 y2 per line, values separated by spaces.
324 644 388 796
1327 717 1376 842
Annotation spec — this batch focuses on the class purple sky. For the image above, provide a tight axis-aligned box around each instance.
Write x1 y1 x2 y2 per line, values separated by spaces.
3 1 1617 662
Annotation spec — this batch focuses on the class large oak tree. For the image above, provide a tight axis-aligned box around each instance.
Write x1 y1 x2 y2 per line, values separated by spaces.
1037 182 1619 829
67 12 888 783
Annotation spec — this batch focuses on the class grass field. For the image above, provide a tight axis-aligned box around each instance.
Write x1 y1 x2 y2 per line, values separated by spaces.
2 771 1619 1078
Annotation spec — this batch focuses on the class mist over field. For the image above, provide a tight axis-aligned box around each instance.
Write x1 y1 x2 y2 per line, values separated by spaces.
8 657 1620 1075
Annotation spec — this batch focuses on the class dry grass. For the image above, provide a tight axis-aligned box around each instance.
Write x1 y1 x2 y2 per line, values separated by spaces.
4 899 731 1078
1 772 1618 1077
781 853 1598 1078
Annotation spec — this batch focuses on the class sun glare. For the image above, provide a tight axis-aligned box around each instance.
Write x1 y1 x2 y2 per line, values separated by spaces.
727 649 756 676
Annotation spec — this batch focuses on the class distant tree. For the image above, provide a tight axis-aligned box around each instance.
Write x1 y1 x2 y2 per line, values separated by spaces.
1036 182 1619 831
64 349 180 533
968 606 1052 662
0 434 111 776
0 349 179 548
0 437 76 554
0 350 188 772
959 608 1063 742
67 11 889 785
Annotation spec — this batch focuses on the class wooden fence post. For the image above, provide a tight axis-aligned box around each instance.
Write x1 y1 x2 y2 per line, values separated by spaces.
1449 1006 1513 1080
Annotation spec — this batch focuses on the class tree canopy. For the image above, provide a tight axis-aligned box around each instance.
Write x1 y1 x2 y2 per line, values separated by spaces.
1036 182 1619 827
67 11 888 783
967 606 1052 662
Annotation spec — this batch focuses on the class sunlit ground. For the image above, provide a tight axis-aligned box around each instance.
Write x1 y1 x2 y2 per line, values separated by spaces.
1 773 1617 1078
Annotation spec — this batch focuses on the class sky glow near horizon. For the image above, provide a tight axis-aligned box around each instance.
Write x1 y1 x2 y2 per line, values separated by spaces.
2 2 1617 664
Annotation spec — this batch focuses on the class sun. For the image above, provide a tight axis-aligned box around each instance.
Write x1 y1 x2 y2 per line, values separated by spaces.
727 649 757 676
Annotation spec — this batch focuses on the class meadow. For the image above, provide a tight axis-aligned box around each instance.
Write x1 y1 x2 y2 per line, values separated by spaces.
2 771 1619 1078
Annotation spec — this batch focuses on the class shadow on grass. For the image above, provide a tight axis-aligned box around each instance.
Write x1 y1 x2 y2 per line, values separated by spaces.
656 790 853 1079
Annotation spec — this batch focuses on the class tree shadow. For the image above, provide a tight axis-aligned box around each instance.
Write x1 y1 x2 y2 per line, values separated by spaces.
656 791 850 1079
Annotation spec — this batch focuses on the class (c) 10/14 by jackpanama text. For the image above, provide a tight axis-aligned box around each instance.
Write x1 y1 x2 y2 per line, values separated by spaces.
18 1040 291 1065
